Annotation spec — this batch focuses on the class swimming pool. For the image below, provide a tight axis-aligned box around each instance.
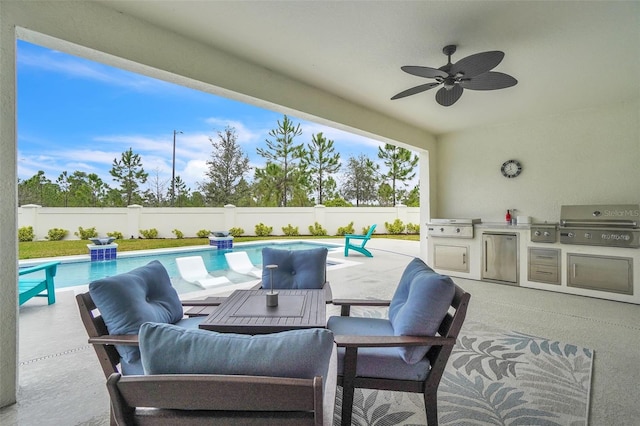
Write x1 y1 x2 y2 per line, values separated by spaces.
27 241 341 292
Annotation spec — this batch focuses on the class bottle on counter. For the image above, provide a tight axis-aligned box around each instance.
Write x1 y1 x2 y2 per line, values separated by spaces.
505 209 512 224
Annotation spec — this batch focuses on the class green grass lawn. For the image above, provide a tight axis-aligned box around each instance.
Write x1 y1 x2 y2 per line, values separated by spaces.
19 234 419 259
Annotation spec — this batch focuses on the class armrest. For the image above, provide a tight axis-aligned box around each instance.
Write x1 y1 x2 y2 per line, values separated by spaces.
88 334 139 346
344 234 368 240
334 334 456 348
181 296 226 307
18 261 60 276
331 298 390 316
332 299 391 306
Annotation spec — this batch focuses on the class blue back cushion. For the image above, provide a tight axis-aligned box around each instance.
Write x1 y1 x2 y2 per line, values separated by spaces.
389 257 456 364
89 260 183 367
139 322 334 383
261 247 327 289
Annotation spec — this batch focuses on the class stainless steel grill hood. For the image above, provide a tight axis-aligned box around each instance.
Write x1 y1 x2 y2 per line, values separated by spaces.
559 204 639 248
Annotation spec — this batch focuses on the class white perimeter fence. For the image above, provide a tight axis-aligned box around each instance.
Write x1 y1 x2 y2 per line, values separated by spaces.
19 204 421 240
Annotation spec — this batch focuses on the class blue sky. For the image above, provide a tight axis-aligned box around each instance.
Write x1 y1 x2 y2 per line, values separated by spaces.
17 40 398 193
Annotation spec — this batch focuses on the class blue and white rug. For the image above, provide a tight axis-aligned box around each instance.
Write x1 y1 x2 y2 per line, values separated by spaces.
332 317 593 426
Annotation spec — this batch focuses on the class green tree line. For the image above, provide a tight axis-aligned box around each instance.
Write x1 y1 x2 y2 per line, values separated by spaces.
18 115 419 208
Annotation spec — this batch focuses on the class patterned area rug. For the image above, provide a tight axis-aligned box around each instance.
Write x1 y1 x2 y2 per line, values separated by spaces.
331 313 593 426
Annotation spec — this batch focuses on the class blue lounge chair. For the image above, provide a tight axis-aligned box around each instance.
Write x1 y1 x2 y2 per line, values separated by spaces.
18 261 59 306
344 224 377 257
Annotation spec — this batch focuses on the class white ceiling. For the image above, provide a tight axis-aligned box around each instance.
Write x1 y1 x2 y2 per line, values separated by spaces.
98 1 639 135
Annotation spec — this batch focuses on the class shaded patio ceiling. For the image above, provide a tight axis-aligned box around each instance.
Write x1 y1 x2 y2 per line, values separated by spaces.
95 1 640 136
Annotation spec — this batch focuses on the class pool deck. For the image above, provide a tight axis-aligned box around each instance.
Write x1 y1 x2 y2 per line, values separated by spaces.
2 238 639 425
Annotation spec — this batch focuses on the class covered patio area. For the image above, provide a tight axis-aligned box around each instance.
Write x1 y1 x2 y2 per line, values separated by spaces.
2 239 638 425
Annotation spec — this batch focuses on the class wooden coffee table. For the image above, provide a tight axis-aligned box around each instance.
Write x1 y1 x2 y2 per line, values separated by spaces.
198 289 326 334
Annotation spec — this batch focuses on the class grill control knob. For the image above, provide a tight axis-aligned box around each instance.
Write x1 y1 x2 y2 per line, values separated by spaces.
567 232 575 238
440 228 444 232
456 228 461 233
534 230 541 237
543 231 551 237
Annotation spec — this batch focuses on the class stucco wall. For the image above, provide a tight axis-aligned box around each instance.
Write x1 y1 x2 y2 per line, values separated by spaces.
18 205 421 240
0 0 19 407
435 100 640 222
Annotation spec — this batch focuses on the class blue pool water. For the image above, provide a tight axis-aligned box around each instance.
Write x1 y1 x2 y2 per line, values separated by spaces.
30 241 340 290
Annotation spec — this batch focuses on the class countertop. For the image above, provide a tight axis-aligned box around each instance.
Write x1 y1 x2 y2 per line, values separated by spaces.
475 222 531 230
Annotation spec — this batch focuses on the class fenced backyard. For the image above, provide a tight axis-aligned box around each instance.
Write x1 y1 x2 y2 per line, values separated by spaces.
19 204 421 241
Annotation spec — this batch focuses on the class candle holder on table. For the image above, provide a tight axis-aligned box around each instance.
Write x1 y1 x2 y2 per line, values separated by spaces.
266 264 278 307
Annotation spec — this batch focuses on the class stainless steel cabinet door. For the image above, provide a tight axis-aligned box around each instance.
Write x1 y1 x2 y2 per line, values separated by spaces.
434 244 469 272
567 254 633 294
482 233 518 283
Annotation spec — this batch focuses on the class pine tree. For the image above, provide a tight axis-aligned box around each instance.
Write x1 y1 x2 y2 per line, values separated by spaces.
255 115 304 207
341 154 379 206
377 143 418 206
301 132 340 205
109 147 148 206
56 171 70 207
86 173 108 207
200 126 250 206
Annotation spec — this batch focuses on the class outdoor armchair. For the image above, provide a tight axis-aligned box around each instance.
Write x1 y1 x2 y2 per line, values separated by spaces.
327 257 470 426
344 224 376 257
18 261 59 306
76 260 224 378
107 323 337 425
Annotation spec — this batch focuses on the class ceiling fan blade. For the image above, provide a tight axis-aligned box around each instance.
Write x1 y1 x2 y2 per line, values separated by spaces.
450 51 505 78
401 66 448 79
435 85 463 107
391 82 441 100
460 72 518 90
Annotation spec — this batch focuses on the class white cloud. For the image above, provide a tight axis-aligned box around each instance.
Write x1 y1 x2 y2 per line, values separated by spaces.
204 117 263 145
298 121 385 150
19 48 176 93
181 159 209 190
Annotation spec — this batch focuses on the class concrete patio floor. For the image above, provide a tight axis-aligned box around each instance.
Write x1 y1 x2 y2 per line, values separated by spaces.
1 238 639 425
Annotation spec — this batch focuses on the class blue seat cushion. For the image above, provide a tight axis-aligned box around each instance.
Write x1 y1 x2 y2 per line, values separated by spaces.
261 247 327 289
388 257 456 364
139 322 334 384
120 316 203 375
89 260 185 369
327 316 430 381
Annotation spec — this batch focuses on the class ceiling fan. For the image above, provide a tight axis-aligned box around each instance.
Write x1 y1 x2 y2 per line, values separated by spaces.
391 45 517 107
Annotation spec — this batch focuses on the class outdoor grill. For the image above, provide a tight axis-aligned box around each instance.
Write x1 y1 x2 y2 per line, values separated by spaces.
559 204 639 248
427 218 481 239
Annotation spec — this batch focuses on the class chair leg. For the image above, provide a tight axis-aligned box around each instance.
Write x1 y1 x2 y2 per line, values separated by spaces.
424 390 438 426
109 406 117 426
46 279 56 305
340 347 358 426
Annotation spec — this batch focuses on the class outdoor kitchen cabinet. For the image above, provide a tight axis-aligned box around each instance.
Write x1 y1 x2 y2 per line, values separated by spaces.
567 253 633 295
433 244 469 273
528 248 560 285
